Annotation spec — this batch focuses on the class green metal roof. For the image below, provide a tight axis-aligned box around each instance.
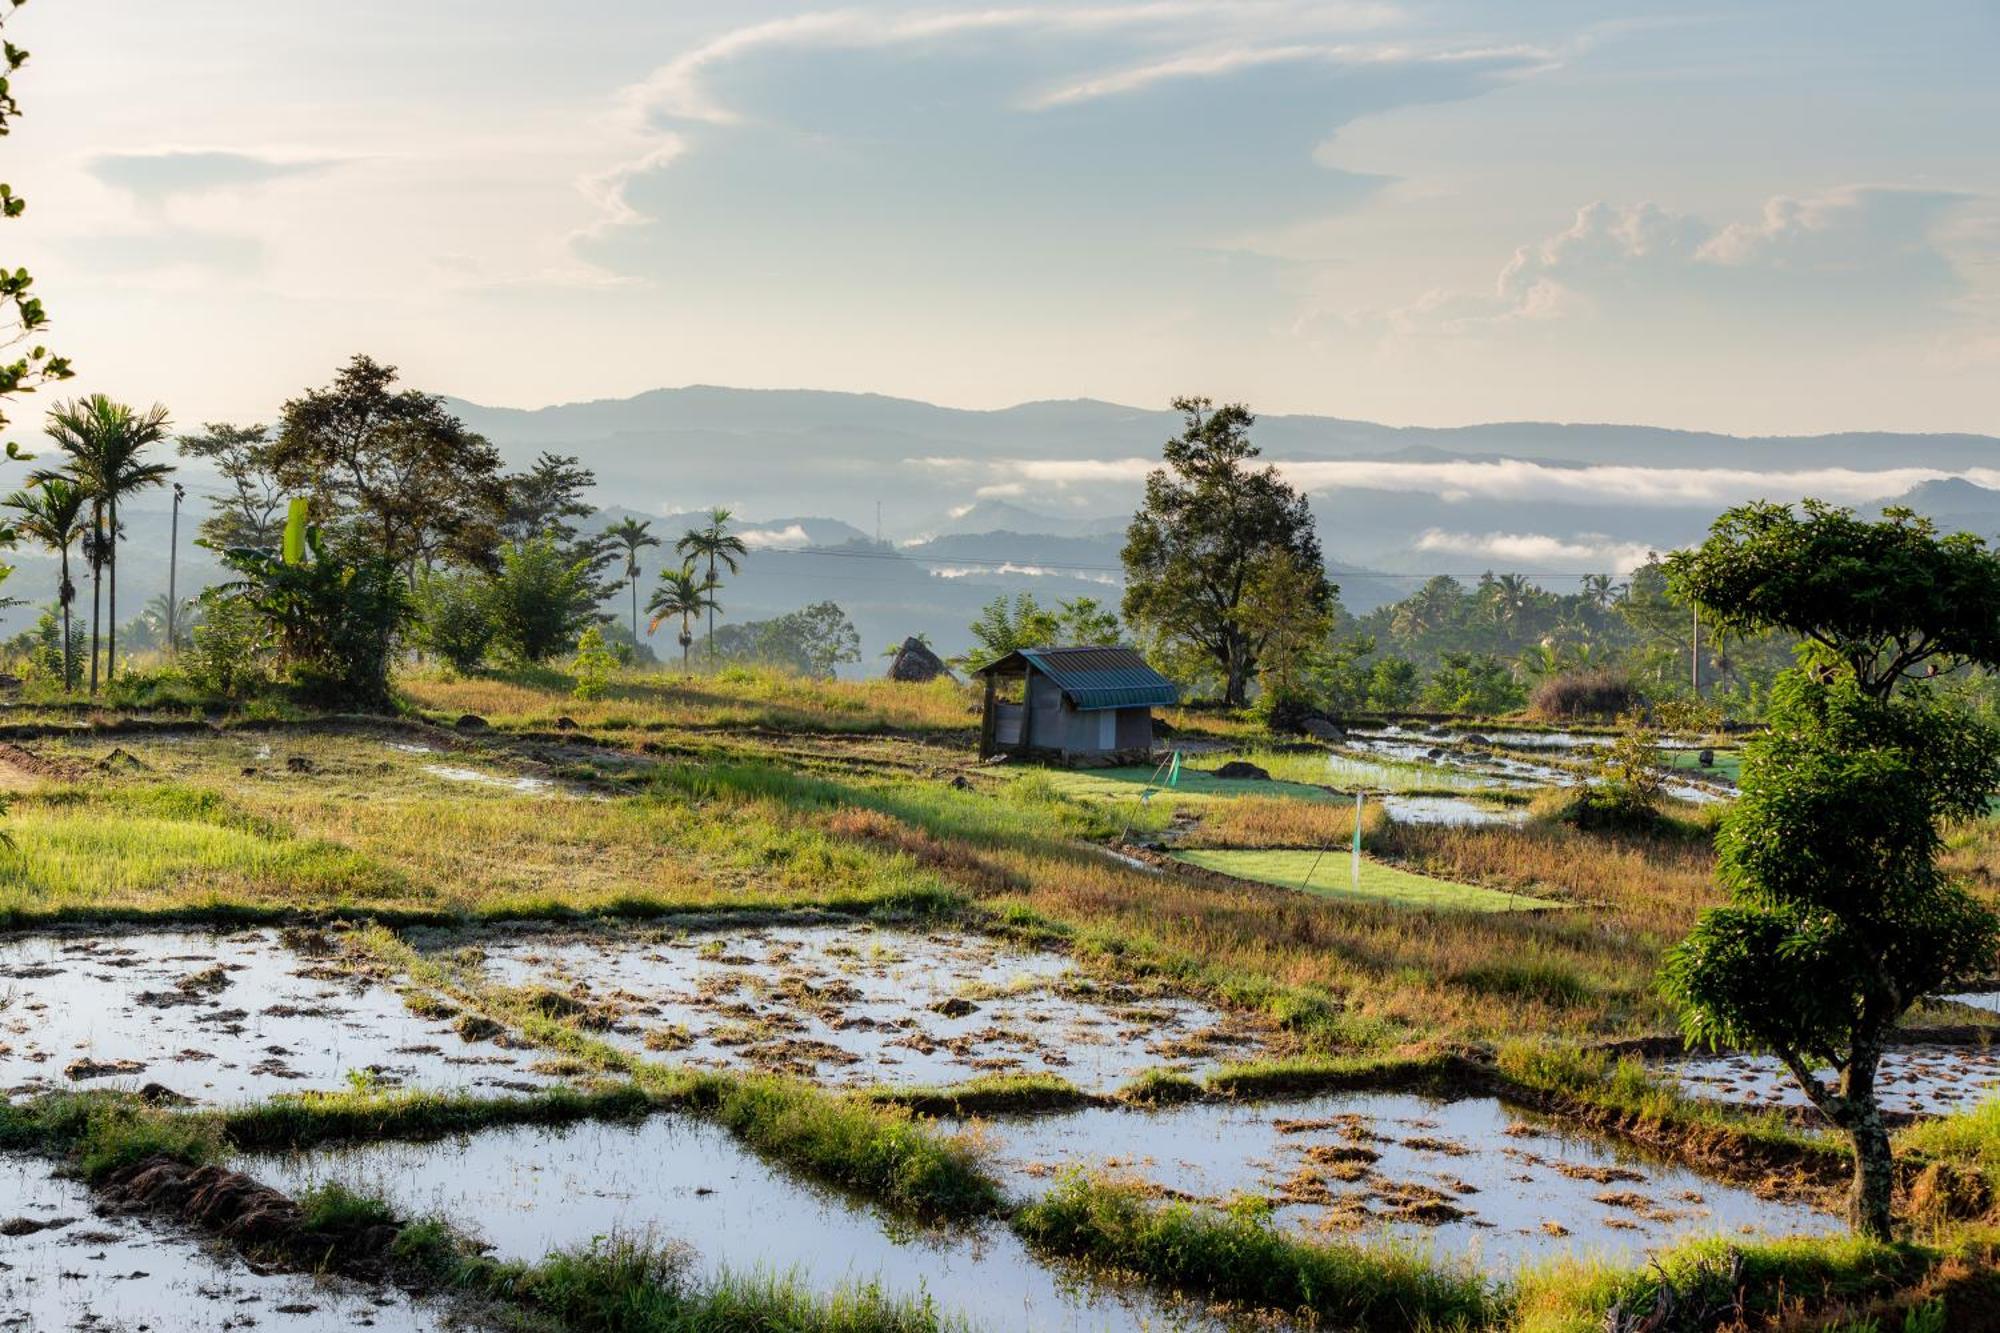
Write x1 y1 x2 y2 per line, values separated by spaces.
978 646 1179 711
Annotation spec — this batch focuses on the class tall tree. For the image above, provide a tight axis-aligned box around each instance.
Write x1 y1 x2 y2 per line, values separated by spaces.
38 395 173 686
603 517 660 647
1121 397 1332 706
2 475 84 687
500 452 596 546
1661 502 2000 1240
269 354 506 579
646 562 715 677
0 1 72 433
178 422 285 549
676 507 745 661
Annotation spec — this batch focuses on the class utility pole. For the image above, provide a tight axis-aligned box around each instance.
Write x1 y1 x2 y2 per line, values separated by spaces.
1691 601 1700 697
167 482 184 656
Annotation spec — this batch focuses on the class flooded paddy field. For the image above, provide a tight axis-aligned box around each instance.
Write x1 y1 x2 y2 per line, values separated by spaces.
246 1114 1228 1333
444 922 1275 1090
959 1092 1841 1271
1662 1045 2000 1118
0 929 561 1104
0 1154 464 1331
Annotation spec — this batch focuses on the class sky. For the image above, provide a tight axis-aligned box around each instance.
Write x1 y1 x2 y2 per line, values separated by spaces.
9 0 1999 436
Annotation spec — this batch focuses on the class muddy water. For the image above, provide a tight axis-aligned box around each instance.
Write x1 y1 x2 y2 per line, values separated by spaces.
459 923 1270 1090
0 930 562 1104
0 1156 458 1331
246 1116 1227 1333
958 1092 1839 1272
1663 1047 2000 1118
1375 795 1531 827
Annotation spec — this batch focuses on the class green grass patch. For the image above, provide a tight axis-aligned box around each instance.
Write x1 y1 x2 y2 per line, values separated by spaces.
221 1083 655 1152
1014 1175 1495 1329
709 1077 999 1220
1513 1234 1927 1333
1172 848 1563 913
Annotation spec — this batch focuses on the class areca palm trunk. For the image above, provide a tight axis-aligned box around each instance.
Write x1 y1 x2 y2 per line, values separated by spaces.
106 496 118 683
630 573 639 647
88 508 103 694
706 554 716 662
58 545 73 691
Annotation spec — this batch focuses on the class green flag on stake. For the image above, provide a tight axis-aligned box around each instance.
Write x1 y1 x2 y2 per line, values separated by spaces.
1166 751 1181 787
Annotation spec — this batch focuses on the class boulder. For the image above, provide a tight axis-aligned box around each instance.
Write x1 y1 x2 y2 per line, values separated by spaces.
1698 748 1716 768
1300 717 1346 743
454 714 488 732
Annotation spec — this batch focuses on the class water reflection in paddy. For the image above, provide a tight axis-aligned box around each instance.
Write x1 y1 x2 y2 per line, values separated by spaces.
0 1156 451 1331
246 1115 1227 1333
454 923 1273 1091
958 1092 1839 1272
1663 1046 2000 1118
0 930 560 1104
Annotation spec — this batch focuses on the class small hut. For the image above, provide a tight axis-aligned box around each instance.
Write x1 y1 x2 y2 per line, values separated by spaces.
975 646 1177 764
885 636 951 683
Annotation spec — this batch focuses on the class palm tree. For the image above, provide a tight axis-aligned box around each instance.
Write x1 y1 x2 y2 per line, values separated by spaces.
675 507 746 661
646 562 718 677
3 477 87 689
39 395 174 688
603 517 660 648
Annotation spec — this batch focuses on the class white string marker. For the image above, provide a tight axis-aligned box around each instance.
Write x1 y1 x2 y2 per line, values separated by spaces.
1352 791 1363 889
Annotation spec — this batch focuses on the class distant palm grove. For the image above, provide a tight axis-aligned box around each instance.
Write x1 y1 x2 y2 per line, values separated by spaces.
0 367 1851 728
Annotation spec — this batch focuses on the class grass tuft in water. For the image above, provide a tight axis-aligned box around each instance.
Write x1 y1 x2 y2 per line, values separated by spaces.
1014 1174 1495 1330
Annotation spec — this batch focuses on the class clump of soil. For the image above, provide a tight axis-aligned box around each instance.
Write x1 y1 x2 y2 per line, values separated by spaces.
455 1014 504 1042
66 1057 146 1081
1210 761 1272 781
96 747 148 773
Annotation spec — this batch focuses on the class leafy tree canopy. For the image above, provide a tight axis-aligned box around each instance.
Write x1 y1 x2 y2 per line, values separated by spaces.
270 354 506 576
1667 502 2000 699
1121 398 1331 706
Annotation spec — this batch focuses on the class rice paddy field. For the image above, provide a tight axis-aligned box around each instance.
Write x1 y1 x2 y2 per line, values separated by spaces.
0 668 1995 1331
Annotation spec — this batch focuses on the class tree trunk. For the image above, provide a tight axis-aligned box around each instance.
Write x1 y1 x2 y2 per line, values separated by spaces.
706 555 716 661
1847 1113 1896 1241
630 575 639 648
58 549 73 692
106 498 118 683
88 515 102 695
1223 639 1251 707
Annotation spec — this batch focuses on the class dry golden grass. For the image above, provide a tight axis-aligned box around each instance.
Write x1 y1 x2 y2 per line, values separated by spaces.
1176 795 1386 849
398 665 979 736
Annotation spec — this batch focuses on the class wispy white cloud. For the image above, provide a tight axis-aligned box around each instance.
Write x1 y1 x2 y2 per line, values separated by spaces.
88 148 342 203
1385 186 1988 338
736 523 814 549
918 453 2000 508
1414 528 1658 570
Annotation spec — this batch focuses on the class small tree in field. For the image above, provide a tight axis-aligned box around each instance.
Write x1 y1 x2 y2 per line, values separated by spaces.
1661 502 2000 1240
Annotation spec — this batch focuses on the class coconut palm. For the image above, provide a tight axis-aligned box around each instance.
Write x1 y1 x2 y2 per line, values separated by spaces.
2 476 87 689
603 517 660 648
675 507 746 661
38 395 174 688
646 562 718 677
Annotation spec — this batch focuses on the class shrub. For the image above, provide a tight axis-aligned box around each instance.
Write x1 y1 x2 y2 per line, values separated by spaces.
183 591 267 698
414 571 495 672
489 535 599 665
1531 669 1641 721
571 626 616 701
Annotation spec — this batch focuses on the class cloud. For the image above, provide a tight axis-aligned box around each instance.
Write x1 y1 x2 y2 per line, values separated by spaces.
1414 528 1659 571
736 523 813 549
88 149 339 203
917 453 2000 508
1390 186 1986 339
573 3 1551 292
